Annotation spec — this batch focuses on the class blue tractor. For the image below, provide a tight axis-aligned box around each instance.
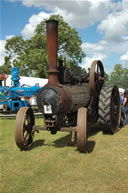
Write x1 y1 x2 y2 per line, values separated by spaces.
0 67 40 112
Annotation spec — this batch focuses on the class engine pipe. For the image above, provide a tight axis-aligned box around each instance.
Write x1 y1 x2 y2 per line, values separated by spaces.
46 20 59 84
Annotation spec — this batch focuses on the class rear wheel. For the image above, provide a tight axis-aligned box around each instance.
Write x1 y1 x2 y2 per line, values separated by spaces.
98 84 120 133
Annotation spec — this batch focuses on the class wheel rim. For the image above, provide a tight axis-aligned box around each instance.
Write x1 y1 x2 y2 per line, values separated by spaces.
77 108 87 153
89 60 104 96
15 107 35 150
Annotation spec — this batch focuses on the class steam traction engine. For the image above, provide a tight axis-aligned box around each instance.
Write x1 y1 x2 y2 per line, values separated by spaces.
15 20 121 153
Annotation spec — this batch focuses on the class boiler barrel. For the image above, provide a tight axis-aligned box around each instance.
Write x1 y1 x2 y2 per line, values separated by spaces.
65 84 90 113
37 83 90 114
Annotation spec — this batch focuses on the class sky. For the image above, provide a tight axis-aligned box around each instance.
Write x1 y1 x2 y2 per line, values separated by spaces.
0 0 128 74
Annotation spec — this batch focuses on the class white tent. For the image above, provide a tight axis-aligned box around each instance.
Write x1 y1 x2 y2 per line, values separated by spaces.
6 75 48 87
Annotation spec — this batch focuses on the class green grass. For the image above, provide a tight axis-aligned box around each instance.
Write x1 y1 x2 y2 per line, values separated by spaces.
0 117 128 193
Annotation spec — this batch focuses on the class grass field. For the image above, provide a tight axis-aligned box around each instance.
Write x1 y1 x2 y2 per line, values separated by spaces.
0 116 128 193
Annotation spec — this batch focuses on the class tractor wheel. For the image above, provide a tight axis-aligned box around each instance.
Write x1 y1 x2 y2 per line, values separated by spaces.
77 107 87 153
98 84 121 133
15 107 35 150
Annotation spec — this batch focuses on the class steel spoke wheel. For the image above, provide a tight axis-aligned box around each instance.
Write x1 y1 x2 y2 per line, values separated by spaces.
77 107 87 153
89 60 104 96
15 107 35 150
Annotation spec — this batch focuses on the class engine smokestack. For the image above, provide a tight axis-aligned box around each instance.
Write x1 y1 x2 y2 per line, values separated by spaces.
46 20 59 84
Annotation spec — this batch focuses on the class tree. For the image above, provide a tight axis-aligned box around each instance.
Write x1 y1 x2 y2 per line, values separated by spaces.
1 15 85 78
110 64 128 89
0 56 11 74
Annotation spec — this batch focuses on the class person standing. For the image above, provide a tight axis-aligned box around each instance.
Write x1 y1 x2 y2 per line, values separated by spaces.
123 89 128 125
120 93 124 127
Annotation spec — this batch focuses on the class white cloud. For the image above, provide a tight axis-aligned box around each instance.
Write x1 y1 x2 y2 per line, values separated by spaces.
21 0 111 28
97 11 128 41
6 35 14 39
0 40 6 66
81 37 128 73
21 0 108 39
0 35 14 66
9 0 128 34
81 41 108 72
21 12 51 39
82 38 128 57
82 53 106 69
122 36 128 41
13 0 128 45
82 40 108 55
20 0 112 39
120 52 128 66
97 0 128 41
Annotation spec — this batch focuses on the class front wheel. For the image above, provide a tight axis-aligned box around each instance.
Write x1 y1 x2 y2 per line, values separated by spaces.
15 107 35 150
77 107 88 153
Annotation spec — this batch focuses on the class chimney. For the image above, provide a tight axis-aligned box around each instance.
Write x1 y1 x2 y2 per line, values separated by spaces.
46 20 59 84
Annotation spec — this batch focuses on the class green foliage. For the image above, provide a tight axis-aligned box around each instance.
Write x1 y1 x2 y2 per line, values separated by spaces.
0 56 11 74
110 64 128 89
1 15 85 78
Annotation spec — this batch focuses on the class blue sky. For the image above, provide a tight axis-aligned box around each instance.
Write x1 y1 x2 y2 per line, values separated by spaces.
0 0 128 74
1 1 39 38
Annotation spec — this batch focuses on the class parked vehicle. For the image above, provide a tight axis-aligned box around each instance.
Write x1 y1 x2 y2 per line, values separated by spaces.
0 67 40 112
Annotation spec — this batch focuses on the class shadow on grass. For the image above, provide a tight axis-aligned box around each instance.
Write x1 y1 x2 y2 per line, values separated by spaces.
53 134 75 147
30 123 115 152
53 134 95 153
31 133 96 153
30 139 45 150
87 140 96 153
29 121 124 152
30 123 102 152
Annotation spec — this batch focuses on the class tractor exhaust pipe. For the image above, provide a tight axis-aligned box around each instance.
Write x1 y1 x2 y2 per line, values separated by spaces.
46 20 59 84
